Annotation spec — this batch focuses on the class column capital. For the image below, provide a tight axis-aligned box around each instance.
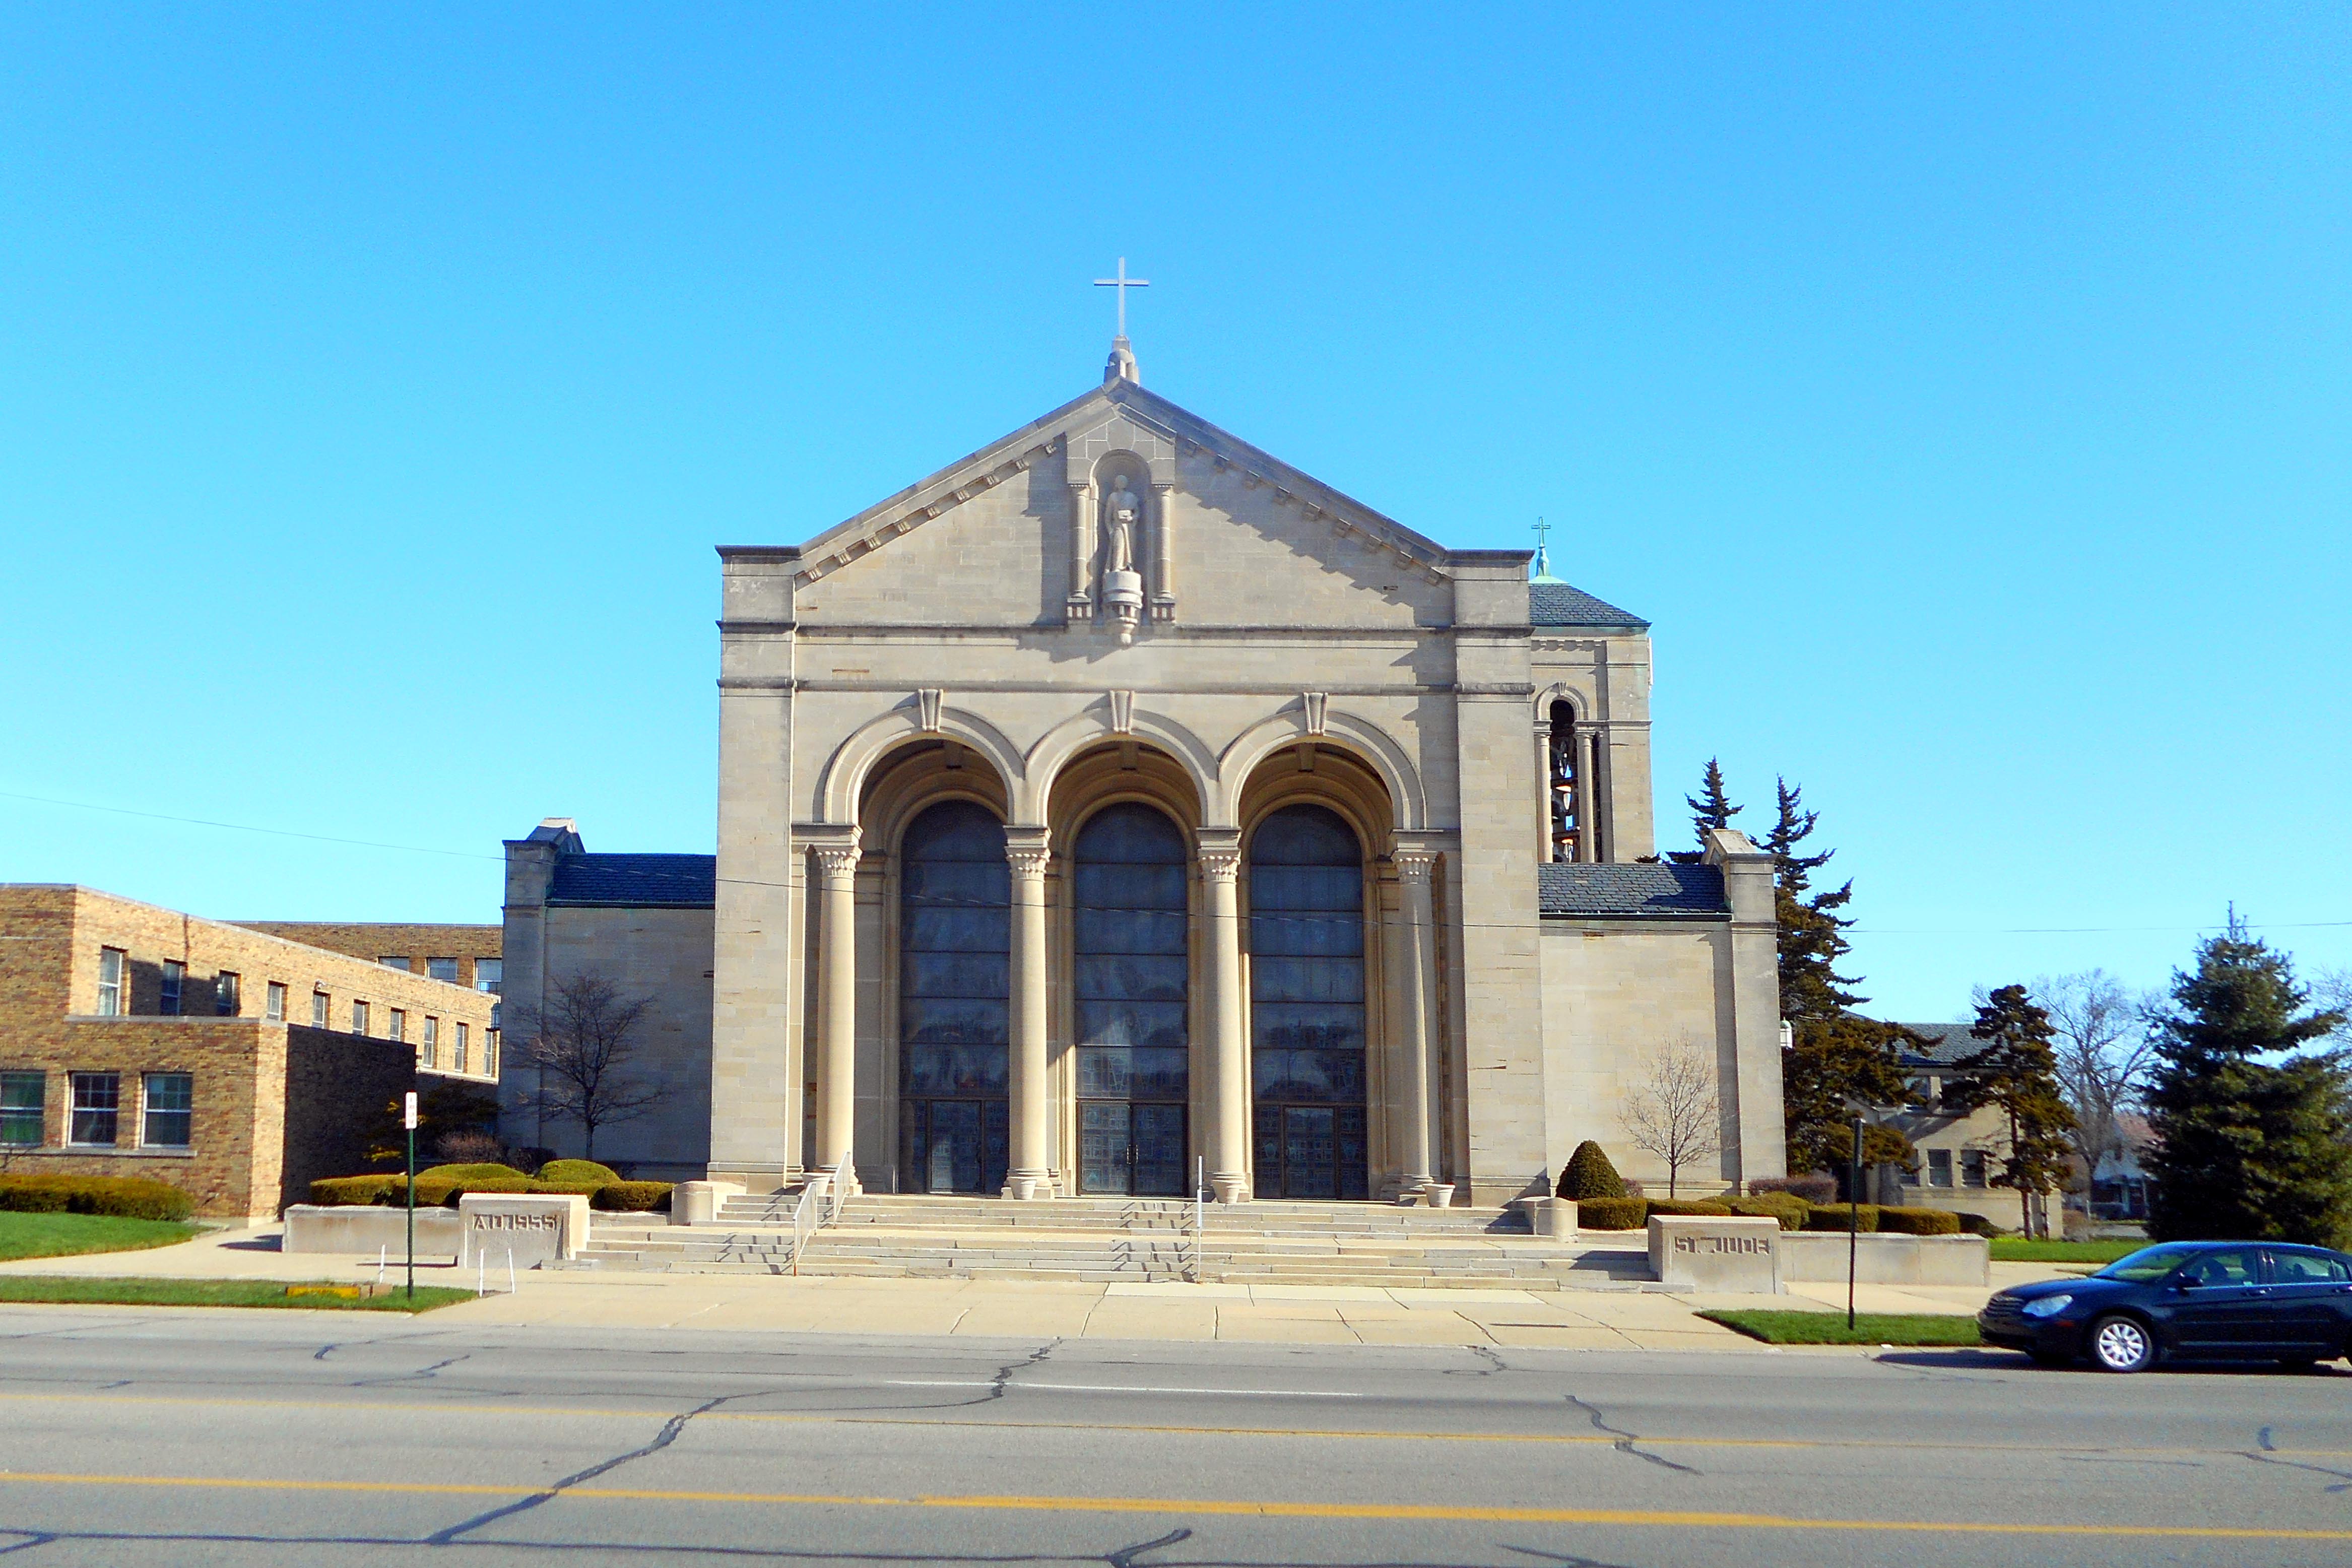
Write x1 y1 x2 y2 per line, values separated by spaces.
1391 847 1442 884
1196 828 1243 883
810 830 863 884
1005 826 1053 883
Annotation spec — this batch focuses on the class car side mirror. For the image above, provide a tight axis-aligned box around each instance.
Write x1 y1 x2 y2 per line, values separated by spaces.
2174 1277 2198 1291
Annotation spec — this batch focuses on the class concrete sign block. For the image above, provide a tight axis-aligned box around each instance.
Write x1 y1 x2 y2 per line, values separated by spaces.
458 1193 589 1268
282 1204 461 1258
1649 1214 1782 1292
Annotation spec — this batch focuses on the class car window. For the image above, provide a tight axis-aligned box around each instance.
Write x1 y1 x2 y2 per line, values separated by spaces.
2270 1251 2351 1285
2095 1243 2207 1282
2178 1249 2261 1288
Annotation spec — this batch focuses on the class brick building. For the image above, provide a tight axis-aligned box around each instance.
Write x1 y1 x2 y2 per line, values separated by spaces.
233 922 503 996
0 886 499 1220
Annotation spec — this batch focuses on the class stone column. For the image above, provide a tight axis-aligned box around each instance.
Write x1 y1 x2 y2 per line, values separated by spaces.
1532 718 1555 864
1199 832 1250 1203
1067 483 1094 617
813 835 862 1187
1391 848 1440 1194
1150 480 1177 620
1005 829 1054 1199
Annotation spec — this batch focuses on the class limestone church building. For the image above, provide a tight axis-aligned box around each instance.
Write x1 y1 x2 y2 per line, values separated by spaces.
500 338 1785 1207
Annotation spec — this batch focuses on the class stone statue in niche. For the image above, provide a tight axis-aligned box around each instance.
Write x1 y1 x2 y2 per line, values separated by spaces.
1099 470 1146 645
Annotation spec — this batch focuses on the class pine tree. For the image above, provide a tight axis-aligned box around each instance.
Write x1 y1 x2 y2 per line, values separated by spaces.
1782 1014 1917 1175
2144 921 2352 1247
1668 758 1743 864
1765 779 1863 1021
1944 985 2077 1233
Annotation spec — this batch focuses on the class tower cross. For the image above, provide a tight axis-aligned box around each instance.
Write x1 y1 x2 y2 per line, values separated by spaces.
1093 257 1150 338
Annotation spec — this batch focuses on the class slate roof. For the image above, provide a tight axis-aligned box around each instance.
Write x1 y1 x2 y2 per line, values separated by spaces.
547 854 717 909
1537 862 1729 919
1531 582 1648 629
1890 1022 1983 1069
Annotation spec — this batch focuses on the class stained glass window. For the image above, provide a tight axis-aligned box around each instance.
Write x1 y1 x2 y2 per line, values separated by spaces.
897 801 1011 1193
1249 804 1368 1200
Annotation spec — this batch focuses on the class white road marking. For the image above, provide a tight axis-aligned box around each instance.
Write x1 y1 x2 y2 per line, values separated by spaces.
884 1380 1363 1398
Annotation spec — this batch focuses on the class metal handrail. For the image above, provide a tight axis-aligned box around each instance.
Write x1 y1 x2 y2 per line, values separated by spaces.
787 1160 854 1276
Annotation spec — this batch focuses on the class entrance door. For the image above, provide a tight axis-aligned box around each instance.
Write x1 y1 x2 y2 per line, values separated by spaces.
1249 804 1369 1200
1073 803 1190 1197
897 801 1012 1195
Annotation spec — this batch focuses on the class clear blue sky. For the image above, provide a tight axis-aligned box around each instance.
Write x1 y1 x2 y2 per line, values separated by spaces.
3 6 2345 1021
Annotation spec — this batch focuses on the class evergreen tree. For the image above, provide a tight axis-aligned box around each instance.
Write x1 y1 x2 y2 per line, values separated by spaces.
1669 758 1744 864
1782 1014 1917 1174
1944 985 2078 1231
2144 921 2352 1247
1557 1139 1628 1200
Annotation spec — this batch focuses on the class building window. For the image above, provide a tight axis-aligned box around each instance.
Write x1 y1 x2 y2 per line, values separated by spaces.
351 1000 370 1036
311 991 329 1028
216 971 240 1017
484 1030 498 1078
1546 699 1581 863
0 1072 44 1147
96 948 125 1016
70 1072 120 1146
1927 1148 1953 1188
388 1008 406 1043
421 1016 438 1068
266 982 287 1022
1900 1157 1921 1186
475 959 502 993
454 1022 470 1074
380 956 412 971
1962 1150 1990 1189
427 957 459 984
142 1073 192 1148
160 959 184 1016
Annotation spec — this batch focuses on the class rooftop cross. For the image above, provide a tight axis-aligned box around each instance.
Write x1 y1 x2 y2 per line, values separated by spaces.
1531 517 1564 583
1093 257 1150 338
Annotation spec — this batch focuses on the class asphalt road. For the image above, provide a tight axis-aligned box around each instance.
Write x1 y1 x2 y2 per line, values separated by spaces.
0 1306 2348 1567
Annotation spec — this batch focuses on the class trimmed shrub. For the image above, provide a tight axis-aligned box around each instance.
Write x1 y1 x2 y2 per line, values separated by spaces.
1646 1199 1734 1217
379 1174 532 1208
1557 1141 1627 1201
593 1181 674 1212
536 1160 620 1186
1724 1194 1810 1230
1802 1203 1880 1233
1954 1212 1999 1236
1876 1206 1963 1236
309 1175 401 1207
0 1174 195 1221
416 1163 527 1183
1576 1196 1648 1230
525 1180 608 1197
1749 1173 1837 1204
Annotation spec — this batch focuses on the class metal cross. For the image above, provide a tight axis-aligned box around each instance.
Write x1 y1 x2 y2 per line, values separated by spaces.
1093 257 1150 338
1532 518 1551 555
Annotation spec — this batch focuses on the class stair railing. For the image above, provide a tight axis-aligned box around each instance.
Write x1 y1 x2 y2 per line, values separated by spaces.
786 1160 855 1277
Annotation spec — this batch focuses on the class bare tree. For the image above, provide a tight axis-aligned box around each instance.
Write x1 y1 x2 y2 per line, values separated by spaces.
2024 970 2158 1178
2313 968 2352 1043
509 972 663 1163
1621 1039 1722 1198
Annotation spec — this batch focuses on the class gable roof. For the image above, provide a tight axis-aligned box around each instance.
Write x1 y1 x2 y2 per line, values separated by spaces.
547 854 716 909
1538 862 1729 919
1531 581 1649 630
788 377 1458 591
1890 1022 1985 1069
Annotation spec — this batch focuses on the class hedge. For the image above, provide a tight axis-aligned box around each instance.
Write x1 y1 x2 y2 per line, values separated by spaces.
416 1163 527 1183
1723 1194 1809 1230
526 1180 607 1197
1955 1212 1997 1236
310 1175 401 1207
0 1174 194 1222
536 1159 620 1185
1749 1173 1837 1204
1645 1199 1733 1217
1557 1141 1627 1201
1802 1203 1880 1233
1876 1206 1963 1236
1577 1196 1647 1230
593 1181 674 1212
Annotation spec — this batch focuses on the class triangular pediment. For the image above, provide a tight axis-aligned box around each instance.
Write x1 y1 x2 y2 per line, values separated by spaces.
790 378 1454 589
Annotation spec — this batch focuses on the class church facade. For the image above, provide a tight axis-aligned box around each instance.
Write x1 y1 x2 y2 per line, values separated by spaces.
502 339 1785 1205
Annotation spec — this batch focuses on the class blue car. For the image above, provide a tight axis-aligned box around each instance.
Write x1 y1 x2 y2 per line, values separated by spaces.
1980 1241 2352 1372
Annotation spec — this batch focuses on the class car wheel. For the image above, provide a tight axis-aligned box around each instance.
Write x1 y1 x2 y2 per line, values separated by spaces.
2089 1314 2157 1373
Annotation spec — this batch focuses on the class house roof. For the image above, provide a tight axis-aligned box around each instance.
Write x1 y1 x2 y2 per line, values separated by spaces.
1538 863 1729 919
1891 1022 1985 1069
546 854 717 909
1530 581 1649 630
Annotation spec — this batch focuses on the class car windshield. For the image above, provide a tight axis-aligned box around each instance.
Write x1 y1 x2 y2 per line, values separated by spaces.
2094 1243 2208 1283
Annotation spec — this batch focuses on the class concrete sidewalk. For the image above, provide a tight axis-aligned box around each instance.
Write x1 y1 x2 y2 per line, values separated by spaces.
0 1224 2075 1347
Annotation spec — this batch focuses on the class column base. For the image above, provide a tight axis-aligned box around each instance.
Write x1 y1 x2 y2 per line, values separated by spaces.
1003 1172 1052 1201
1210 1174 1251 1205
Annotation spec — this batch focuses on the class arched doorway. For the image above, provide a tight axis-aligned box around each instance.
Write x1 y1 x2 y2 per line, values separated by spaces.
1248 803 1369 1199
1072 803 1190 1196
897 801 1011 1193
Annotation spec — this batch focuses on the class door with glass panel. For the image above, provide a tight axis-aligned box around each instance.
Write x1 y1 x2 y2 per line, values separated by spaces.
1249 804 1369 1200
897 802 1011 1194
1072 803 1190 1196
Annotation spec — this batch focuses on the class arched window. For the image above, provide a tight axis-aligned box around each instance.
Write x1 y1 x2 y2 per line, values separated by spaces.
1548 699 1580 863
1249 804 1368 1200
897 801 1010 1194
1071 804 1190 1196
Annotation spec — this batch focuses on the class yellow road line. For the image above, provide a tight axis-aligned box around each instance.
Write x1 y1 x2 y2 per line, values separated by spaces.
1 1389 2345 1460
0 1469 2343 1539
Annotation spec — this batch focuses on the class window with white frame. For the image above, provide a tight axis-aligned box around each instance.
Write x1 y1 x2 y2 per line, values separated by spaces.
96 949 125 1016
379 956 412 971
351 1000 370 1036
70 1072 120 1146
266 982 287 1022
427 957 459 984
0 1072 43 1147
475 959 502 993
142 1073 192 1148
1962 1149 1990 1189
421 1016 438 1068
453 1022 470 1073
388 1008 406 1043
1927 1148 1954 1188
311 991 329 1028
484 1030 498 1078
160 959 184 1016
216 971 240 1016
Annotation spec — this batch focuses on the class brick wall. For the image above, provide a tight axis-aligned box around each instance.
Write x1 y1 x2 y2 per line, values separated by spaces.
231 922 502 991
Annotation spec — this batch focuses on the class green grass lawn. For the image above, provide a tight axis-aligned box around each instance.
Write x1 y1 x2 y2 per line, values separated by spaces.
0 1211 203 1262
1989 1238 2144 1265
0 1276 474 1312
1702 1309 1984 1346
